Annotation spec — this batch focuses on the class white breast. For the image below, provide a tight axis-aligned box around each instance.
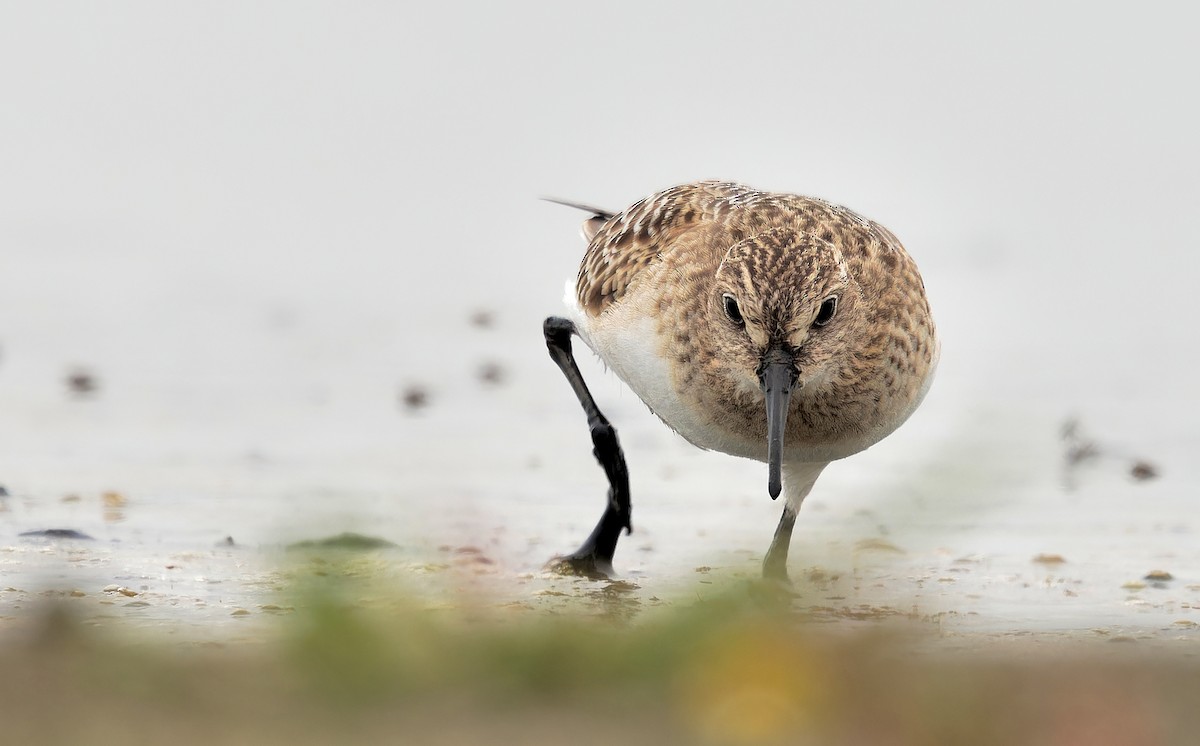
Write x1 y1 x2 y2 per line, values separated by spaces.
564 279 759 459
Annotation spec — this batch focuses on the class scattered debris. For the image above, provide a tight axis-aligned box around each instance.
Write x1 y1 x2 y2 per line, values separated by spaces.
102 585 138 597
102 490 128 523
260 604 294 614
453 545 494 564
1060 417 1160 488
1144 570 1173 582
469 309 496 329
400 384 430 412
66 368 98 397
477 361 506 386
1061 418 1100 466
602 580 640 594
1130 461 1159 481
1032 553 1067 565
854 537 904 554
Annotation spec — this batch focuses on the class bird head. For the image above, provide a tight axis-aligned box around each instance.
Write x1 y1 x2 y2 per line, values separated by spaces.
709 227 855 497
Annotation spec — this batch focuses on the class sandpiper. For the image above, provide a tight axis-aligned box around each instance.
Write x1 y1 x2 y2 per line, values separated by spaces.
543 181 938 580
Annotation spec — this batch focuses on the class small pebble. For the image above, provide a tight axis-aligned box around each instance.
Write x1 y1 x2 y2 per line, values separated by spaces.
469 309 496 329
1131 461 1159 481
67 369 98 396
477 361 506 386
400 384 430 411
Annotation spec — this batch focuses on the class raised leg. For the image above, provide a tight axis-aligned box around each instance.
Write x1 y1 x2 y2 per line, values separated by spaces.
543 316 632 578
762 505 797 581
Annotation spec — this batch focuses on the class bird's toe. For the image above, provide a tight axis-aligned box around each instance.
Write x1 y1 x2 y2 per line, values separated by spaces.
546 551 616 580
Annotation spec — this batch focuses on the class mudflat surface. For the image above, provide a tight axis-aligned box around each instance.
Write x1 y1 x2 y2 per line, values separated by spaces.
2 251 1196 647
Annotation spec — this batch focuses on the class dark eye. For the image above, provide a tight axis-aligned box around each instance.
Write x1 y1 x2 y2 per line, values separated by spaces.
722 293 744 326
813 296 838 327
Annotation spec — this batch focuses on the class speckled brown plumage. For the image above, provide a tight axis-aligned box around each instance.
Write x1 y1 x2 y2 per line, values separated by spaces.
573 181 937 467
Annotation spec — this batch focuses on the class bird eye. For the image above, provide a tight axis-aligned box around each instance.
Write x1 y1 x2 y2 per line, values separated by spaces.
722 293 744 326
813 296 838 327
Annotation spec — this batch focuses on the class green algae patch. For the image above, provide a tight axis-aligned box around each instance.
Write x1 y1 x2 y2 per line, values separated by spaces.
286 533 399 551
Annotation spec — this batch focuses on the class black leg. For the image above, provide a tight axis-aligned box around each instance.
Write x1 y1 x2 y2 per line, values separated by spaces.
543 316 632 578
762 504 797 581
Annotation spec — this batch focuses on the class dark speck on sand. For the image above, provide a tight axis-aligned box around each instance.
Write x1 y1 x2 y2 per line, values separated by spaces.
67 369 99 397
1131 461 1159 481
477 361 506 386
469 309 496 329
400 384 430 412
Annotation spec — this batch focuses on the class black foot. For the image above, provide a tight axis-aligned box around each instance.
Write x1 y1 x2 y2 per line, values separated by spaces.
546 549 615 580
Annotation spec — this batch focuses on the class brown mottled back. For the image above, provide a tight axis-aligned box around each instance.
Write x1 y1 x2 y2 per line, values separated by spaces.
577 180 908 318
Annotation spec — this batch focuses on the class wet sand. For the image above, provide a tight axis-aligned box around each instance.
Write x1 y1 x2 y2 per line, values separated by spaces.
2 308 1196 647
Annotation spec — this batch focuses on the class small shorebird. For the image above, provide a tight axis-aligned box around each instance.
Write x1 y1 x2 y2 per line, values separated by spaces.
543 181 938 580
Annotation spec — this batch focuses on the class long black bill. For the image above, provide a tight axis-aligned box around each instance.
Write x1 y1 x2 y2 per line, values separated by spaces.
759 348 798 500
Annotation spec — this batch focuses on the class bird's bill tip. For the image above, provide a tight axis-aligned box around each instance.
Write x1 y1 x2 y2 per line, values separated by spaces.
761 356 796 502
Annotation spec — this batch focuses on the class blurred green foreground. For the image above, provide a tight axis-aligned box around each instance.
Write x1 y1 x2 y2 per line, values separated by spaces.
3 559 1198 746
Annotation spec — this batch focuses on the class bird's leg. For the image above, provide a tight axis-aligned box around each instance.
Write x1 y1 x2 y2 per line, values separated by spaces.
762 504 797 581
542 316 632 578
